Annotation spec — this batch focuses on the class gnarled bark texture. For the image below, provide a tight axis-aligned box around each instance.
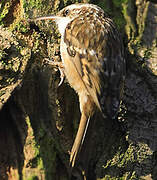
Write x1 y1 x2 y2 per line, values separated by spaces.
0 0 157 179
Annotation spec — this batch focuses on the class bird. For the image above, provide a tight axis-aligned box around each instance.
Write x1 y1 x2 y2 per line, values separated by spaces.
31 3 125 178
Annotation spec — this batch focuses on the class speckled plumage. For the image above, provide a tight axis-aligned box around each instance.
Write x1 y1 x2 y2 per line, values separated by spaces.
32 3 125 177
59 5 125 170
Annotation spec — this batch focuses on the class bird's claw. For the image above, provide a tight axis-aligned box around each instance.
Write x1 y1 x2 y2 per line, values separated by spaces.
44 58 65 86
58 67 65 86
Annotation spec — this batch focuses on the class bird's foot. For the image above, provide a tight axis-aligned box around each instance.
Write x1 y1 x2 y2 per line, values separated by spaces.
44 58 65 86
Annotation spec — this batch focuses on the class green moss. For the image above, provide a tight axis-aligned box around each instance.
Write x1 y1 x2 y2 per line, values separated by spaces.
0 50 7 60
114 15 126 30
136 2 149 41
0 1 11 25
22 0 42 10
0 0 22 29
38 135 57 178
101 142 153 179
15 20 30 33
97 174 136 180
122 0 137 40
97 0 126 30
27 175 39 180
25 117 44 171
112 0 128 8
22 0 55 17
25 116 57 179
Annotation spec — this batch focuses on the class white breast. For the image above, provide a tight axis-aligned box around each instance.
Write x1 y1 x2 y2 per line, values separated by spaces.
56 17 72 37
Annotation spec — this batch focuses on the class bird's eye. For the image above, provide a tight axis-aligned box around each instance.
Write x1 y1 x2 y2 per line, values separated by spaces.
63 9 69 16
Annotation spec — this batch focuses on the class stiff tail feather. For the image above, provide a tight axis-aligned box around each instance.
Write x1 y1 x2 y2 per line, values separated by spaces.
70 114 90 167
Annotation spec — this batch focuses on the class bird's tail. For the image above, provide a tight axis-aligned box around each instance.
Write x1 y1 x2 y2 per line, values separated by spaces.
70 113 90 168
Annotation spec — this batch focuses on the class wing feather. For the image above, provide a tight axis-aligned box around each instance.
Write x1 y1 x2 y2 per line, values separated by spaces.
63 14 125 118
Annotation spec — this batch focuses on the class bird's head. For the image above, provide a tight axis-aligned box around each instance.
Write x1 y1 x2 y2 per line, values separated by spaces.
30 3 104 36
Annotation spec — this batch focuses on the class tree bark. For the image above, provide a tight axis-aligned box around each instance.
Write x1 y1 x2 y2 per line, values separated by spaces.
0 0 157 179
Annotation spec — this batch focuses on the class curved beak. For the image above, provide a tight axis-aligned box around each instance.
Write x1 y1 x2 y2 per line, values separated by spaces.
28 15 71 36
28 15 57 22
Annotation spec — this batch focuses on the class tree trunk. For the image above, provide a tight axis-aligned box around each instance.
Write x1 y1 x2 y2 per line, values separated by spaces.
0 0 157 179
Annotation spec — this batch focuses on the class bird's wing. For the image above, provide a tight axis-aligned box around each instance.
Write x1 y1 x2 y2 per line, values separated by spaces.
64 15 125 118
63 15 125 169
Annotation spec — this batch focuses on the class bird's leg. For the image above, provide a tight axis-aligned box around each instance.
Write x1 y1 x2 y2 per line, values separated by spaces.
44 58 65 86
